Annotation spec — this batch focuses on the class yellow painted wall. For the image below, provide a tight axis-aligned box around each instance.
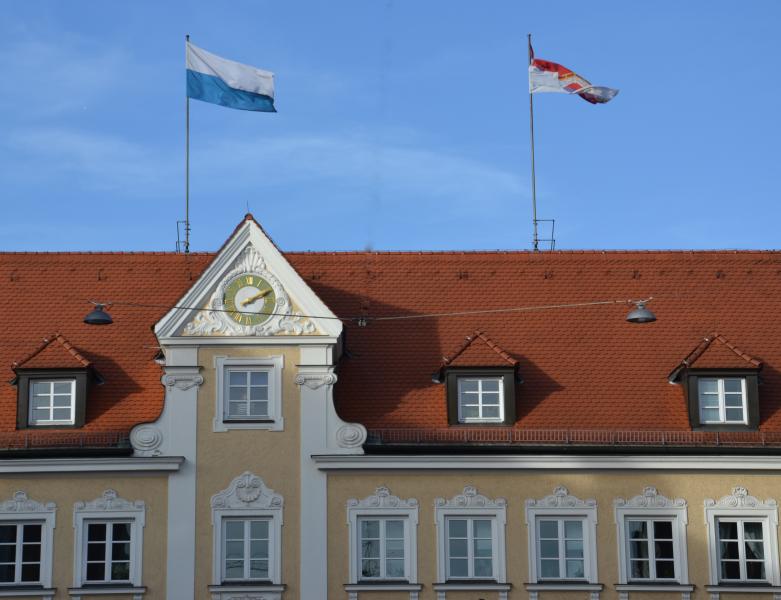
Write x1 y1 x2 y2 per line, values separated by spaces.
0 472 167 600
328 470 781 600
195 346 301 599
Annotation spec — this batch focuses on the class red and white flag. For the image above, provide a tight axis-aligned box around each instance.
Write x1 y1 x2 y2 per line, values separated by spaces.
528 47 618 104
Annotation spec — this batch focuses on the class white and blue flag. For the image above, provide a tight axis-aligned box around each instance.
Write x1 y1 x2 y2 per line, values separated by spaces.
186 42 275 112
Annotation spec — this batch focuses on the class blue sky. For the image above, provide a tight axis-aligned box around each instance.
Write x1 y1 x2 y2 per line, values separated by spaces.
1 1 779 252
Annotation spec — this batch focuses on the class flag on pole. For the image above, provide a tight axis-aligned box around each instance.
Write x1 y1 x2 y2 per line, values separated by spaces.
186 42 276 112
528 46 618 105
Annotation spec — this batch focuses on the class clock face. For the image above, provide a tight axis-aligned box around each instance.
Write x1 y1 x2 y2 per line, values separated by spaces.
223 274 277 327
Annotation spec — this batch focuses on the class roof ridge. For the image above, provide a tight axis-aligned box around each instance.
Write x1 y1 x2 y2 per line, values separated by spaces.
13 333 91 369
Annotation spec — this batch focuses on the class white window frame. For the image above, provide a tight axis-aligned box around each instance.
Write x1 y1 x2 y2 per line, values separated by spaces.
456 377 504 423
0 491 56 589
346 486 418 584
28 379 76 426
82 519 134 584
704 486 780 586
210 472 283 588
698 377 748 425
614 487 689 585
526 486 598 584
434 486 506 583
72 490 145 589
214 356 283 432
221 517 273 582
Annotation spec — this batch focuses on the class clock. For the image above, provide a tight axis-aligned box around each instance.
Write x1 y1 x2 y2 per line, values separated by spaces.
222 273 277 327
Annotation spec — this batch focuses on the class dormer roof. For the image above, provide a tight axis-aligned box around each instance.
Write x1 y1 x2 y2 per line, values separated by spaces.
441 330 518 368
13 333 91 370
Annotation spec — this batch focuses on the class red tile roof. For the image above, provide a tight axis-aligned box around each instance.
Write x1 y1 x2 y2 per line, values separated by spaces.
679 333 763 370
441 330 518 368
4 245 781 446
13 333 92 370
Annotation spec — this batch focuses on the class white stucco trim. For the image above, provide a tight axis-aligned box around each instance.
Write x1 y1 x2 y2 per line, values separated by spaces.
346 486 419 584
0 491 56 589
313 454 781 470
68 586 145 599
525 486 599 585
0 457 183 474
212 355 284 432
704 486 780 587
614 487 689 585
434 486 507 584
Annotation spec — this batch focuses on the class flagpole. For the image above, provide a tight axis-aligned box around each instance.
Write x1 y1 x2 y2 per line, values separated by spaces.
185 34 191 254
528 33 539 252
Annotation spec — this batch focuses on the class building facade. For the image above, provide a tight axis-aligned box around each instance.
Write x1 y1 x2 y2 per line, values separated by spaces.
2 216 781 600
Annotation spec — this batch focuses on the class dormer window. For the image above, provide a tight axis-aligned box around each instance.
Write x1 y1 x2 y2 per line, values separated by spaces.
29 379 76 425
698 377 747 425
457 377 504 423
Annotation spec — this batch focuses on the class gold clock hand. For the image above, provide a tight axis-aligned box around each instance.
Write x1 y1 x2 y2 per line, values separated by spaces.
240 288 271 307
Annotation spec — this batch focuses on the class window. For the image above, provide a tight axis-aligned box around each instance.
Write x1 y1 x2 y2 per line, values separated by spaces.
446 517 495 579
210 472 283 590
0 523 42 584
28 380 75 425
214 356 284 432
537 518 586 580
347 487 418 585
699 378 747 424
435 486 506 584
444 369 516 426
457 378 503 423
83 521 133 583
358 518 406 579
73 490 145 590
704 486 780 587
0 492 55 590
223 519 271 581
225 369 270 420
526 486 598 584
614 487 689 586
716 519 768 582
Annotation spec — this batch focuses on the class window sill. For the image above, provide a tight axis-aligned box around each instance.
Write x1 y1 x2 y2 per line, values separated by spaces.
346 583 423 592
0 587 56 598
433 582 511 591
208 583 285 600
616 584 695 592
213 418 284 432
67 586 145 598
706 584 781 593
526 583 604 591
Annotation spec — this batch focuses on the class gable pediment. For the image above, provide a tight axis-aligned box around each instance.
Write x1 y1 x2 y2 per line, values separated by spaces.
154 215 341 340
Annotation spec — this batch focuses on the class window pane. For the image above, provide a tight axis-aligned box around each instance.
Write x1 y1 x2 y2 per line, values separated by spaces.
566 559 585 579
474 558 493 577
0 564 13 583
565 540 584 558
31 397 49 410
229 371 246 385
482 405 500 419
52 395 72 408
720 541 739 560
540 559 559 578
111 562 130 581
448 519 467 538
656 560 675 579
361 540 380 559
52 408 71 421
21 563 40 582
228 402 247 416
386 520 404 539
474 538 492 558
744 522 764 540
473 520 492 539
112 542 130 561
746 541 765 560
53 382 72 394
459 380 479 392
249 401 269 416
631 541 649 559
724 394 744 407
31 409 50 422
251 540 269 559
250 387 268 401
653 521 673 539
0 545 14 563
386 538 404 559
539 520 558 538
225 541 244 559
250 559 269 579
724 379 743 393
87 543 105 561
564 520 583 539
0 526 15 544
88 523 106 541
225 560 243 579
701 408 720 422
250 520 269 539
361 558 380 578
22 543 40 562
699 379 718 394
31 381 50 395
449 558 468 577
86 562 104 581
113 523 131 541
460 405 479 419
725 408 744 422
448 538 468 558
540 540 559 558
250 372 268 386
719 521 738 539
386 558 405 578
655 541 674 559
631 560 650 579
746 561 766 580
228 387 247 401
360 520 380 539
225 521 244 540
